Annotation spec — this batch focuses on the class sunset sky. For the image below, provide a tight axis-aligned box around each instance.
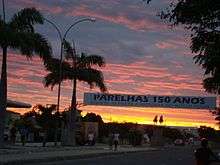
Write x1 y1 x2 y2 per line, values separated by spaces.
2 0 219 128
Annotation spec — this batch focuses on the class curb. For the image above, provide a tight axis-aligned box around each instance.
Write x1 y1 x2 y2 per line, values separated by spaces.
1 148 158 165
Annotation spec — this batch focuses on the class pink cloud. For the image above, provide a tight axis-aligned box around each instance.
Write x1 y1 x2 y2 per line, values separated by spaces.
67 5 167 31
10 0 63 14
155 42 178 49
155 37 190 50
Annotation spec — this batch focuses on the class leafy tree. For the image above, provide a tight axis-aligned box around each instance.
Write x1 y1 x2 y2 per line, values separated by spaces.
20 110 38 133
156 0 220 94
14 105 61 145
44 41 107 146
33 104 57 130
83 113 104 123
83 112 105 142
33 104 60 146
0 7 52 147
14 116 35 134
128 128 143 146
162 127 183 141
198 126 216 141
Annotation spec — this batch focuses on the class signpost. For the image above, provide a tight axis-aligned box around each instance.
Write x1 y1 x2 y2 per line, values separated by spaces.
84 93 216 110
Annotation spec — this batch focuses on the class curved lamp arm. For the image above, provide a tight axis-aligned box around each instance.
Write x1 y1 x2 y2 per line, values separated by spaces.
63 18 96 41
44 18 63 43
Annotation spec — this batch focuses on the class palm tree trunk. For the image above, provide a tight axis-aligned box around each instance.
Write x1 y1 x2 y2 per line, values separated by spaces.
64 41 77 146
69 77 77 146
71 77 77 113
2 0 5 22
62 77 77 146
0 46 7 147
72 77 77 144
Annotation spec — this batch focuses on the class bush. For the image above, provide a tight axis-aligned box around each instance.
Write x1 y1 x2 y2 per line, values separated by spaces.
128 129 143 146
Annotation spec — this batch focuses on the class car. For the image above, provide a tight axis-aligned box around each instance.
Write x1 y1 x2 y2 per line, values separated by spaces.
174 139 184 146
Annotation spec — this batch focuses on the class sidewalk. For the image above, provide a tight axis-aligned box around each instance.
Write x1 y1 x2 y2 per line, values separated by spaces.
0 143 157 165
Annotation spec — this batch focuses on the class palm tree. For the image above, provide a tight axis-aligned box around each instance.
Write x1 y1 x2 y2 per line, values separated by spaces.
44 40 107 146
0 8 52 147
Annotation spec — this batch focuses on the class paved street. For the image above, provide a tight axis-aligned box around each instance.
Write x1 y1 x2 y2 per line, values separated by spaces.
0 144 156 164
39 146 196 165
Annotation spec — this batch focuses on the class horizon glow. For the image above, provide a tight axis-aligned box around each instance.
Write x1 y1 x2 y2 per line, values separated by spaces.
1 0 219 129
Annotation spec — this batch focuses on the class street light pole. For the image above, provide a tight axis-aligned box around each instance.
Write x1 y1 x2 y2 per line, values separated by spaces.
44 17 96 146
2 0 5 22
0 0 6 148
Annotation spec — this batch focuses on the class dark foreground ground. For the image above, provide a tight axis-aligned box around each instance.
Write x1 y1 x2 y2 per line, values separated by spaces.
39 146 203 165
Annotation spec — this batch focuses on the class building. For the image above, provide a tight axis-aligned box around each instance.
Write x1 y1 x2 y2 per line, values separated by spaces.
4 100 31 141
4 110 21 140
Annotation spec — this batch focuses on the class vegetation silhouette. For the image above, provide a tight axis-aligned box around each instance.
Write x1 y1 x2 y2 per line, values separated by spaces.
146 0 220 94
153 115 158 125
0 7 52 147
159 115 164 125
44 40 107 146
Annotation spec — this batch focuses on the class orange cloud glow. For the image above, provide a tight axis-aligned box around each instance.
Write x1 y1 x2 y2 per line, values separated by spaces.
4 0 218 129
5 53 217 129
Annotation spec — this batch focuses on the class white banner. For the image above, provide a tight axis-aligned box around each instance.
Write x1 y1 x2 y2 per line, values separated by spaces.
84 93 216 110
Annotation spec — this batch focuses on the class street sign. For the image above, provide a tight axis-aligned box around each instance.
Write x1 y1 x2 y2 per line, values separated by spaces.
84 93 216 110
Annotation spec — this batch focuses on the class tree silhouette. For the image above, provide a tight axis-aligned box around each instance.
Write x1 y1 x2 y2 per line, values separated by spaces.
0 8 52 147
159 115 164 125
153 115 158 125
83 113 104 124
32 104 58 146
158 0 220 94
44 41 107 146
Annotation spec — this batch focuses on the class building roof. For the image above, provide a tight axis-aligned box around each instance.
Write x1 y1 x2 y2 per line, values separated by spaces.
6 110 21 116
7 99 31 108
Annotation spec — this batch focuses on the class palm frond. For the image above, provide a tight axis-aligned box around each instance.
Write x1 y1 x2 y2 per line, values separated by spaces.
43 40 107 93
28 33 52 63
78 53 105 68
76 68 107 92
44 72 60 89
44 58 71 72
44 58 74 89
9 8 44 32
44 69 75 89
9 32 52 63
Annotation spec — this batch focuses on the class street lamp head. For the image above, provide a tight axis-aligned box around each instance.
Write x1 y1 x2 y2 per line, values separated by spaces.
90 17 96 22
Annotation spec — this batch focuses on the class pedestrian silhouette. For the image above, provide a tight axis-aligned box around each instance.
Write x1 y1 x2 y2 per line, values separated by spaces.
109 133 114 150
195 138 219 165
19 127 27 146
113 132 120 151
10 126 17 144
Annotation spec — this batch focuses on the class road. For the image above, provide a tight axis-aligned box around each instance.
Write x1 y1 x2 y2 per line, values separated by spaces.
39 146 198 165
